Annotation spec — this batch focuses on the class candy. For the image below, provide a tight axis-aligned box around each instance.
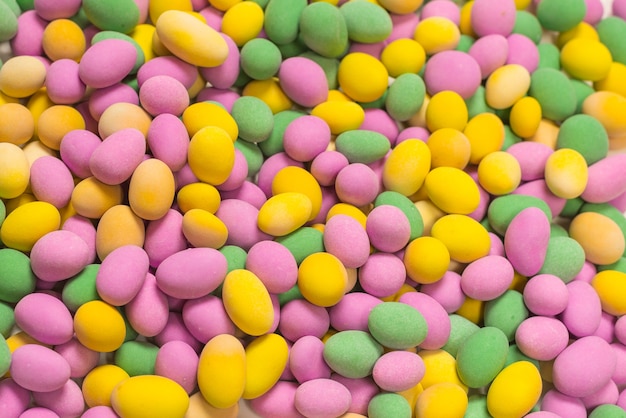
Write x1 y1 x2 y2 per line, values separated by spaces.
10 344 71 393
323 330 384 379
111 375 189 418
294 378 352 418
299 2 348 59
368 302 428 350
486 361 542 417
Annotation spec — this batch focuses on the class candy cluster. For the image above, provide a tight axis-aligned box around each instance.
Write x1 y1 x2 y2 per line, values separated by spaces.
1 0 626 417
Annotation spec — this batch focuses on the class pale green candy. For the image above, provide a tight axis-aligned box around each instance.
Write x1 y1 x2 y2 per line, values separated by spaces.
82 0 139 34
299 2 349 58
501 125 522 150
62 264 100 312
16 0 32 10
465 395 490 418
385 73 426 122
323 330 383 378
299 51 339 90
368 302 428 349
339 0 392 44
538 236 586 283
505 344 539 369
465 85 495 119
0 1 18 42
537 43 561 70
487 194 552 236
556 114 608 165
0 302 14 338
1 0 20 16
442 314 480 357
231 96 274 143
335 130 391 164
360 91 387 109
374 191 424 240
234 140 264 178
249 0 269 8
484 290 528 341
115 340 159 376
278 284 302 306
70 6 91 28
598 257 626 273
0 199 5 226
570 79 595 114
258 110 304 157
121 309 139 342
560 197 584 219
550 223 569 238
367 393 412 418
456 34 475 52
275 227 324 264
536 0 586 32
219 245 247 273
91 31 145 73
277 39 309 59
456 326 509 388
0 333 10 376
240 38 283 80
0 249 36 304
596 17 626 65
513 11 542 44
529 68 577 122
589 404 626 418
264 0 307 45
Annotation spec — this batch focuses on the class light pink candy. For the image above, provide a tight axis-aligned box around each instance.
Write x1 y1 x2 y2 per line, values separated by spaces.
584 0 604 24
29 155 73 208
196 87 240 112
146 113 189 172
506 141 553 181
78 39 137 88
513 179 566 217
126 273 169 337
215 199 272 250
10 11 46 56
593 311 616 343
45 59 86 104
295 378 351 418
330 375 379 416
14 292 73 346
560 280 602 338
372 351 425 392
88 83 140 120
541 389 587 418
504 206 550 276
182 294 236 343
154 312 202 353
245 240 298 294
80 406 119 418
32 379 85 418
420 271 466 314
289 335 332 384
423 50 482 99
523 273 569 316
506 33 539 73
358 252 406 298
10 344 71 393
96 244 149 306
396 127 430 144
420 0 461 24
136 55 198 89
34 0 82 19
323 214 370 269
335 163 380 207
388 13 420 42
283 115 332 162
59 129 101 179
366 205 410 253
515 316 569 361
468 34 509 79
18 407 60 418
139 75 189 116
470 0 517 37
582 379 619 410
143 209 187 269
249 381 303 418
615 0 626 19
616 315 626 345
399 292 451 350
54 337 100 379
220 180 267 209
582 153 626 203
256 153 304 197
278 57 329 108
89 127 146 185
310 151 350 187
0 378 31 418
279 299 330 342
61 215 97 263
612 343 626 386
460 255 515 301
30 229 92 282
200 33 240 89
154 340 199 394
217 149 248 192
329 292 383 332
360 109 399 145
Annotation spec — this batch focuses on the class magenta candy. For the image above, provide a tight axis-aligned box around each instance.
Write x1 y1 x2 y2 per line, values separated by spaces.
323 214 370 269
523 274 569 316
154 340 199 394
10 11 46 56
584 0 604 24
515 316 569 361
471 0 517 37
30 229 91 283
611 343 626 386
388 12 420 42
30 156 74 209
329 292 383 332
581 380 619 410
215 199 272 250
126 272 169 337
358 252 406 298
200 33 240 89
59 129 102 179
10 344 71 393
310 151 350 187
330 375 379 416
249 381 304 418
423 50 482 99
360 109 400 145
14 292 73 346
372 350 425 393
45 59 86 105
54 337 100 379
513 179 566 217
283 115 332 162
295 378 351 418
89 127 146 185
78 39 137 89
366 205 411 253
506 33 539 73
279 299 330 342
0 378 31 418
420 0 461 24
32 379 85 418
541 389 587 418
245 240 298 294
147 113 189 172
96 244 149 306
18 407 60 418
289 335 332 384
279 57 329 108
399 292 451 350
88 83 140 120
582 153 626 203
182 294 236 343
220 180 268 209
420 271 466 314
217 149 248 192
468 34 509 79
460 255 515 301
153 312 202 353
504 206 550 276
506 141 553 181
561 280 602 338
62 215 97 263
139 75 189 116
335 163 380 207
136 55 198 89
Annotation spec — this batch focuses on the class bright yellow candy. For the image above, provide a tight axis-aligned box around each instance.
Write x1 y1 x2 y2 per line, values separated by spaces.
4 193 37 215
188 126 236 186
182 208 229 249
95 205 145 260
298 252 348 307
560 38 613 81
404 236 450 284
509 96 542 138
326 203 368 229
418 349 468 390
456 297 484 324
209 0 242 11
459 1 476 37
0 142 30 199
184 392 239 418
382 139 431 196
431 214 491 263
556 21 599 49
544 148 588 199
258 192 313 236
377 0 423 14
0 91 18 105
197 334 246 409
71 177 124 219
592 270 626 315
74 300 126 352
338 52 389 103
222 269 274 336
477 151 522 195
427 128 471 170
398 382 424 412
112 375 190 418
148 0 193 24
528 118 560 149
42 19 86 61
424 167 480 214
426 91 468 132
177 182 221 214
0 201 60 252
156 10 228 67
5 332 45 356
583 91 626 141
37 105 85 150
128 159 175 221
82 364 130 407
485 64 531 110
129 24 157 62
464 112 505 164
514 0 531 9
415 382 468 418
242 78 293 114
182 101 238 140
594 62 626 98
98 102 152 139
0 56 47 98
221 1 264 46
381 38 426 77
414 16 460 55
0 103 34 146
569 212 625 266
272 166 323 221
487 361 542 418
243 333 289 399
311 99 365 135
26 88 54 140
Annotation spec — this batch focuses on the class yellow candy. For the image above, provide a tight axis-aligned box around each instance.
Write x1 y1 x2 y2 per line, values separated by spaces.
418 349 468 390
182 102 238 140
583 91 626 140
258 192 313 236
326 203 368 229
337 52 389 103
560 38 612 81
71 177 124 219
128 158 175 221
311 99 365 135
4 193 37 215
569 212 625 266
509 96 542 138
407 94 430 128
381 38 426 77
111 375 189 418
242 78 293 114
382 139 431 196
98 102 152 139
487 361 542 418
528 118 560 149
222 269 274 336
0 103 34 145
427 128 471 170
477 151 522 195
398 382 424 412
431 214 491 263
485 64 531 110
459 2 476 37
74 300 126 352
42 19 86 61
188 126 236 186
272 166 322 221
156 10 228 67
377 0 423 14
177 182 221 214
243 333 289 399
129 24 157 62
414 16 460 55
38 104 85 150
209 0 242 11
182 208 229 249
82 365 130 407
424 167 480 214
95 205 145 260
184 392 239 418
544 148 588 199
221 1 264 46
556 21 599 49
298 252 348 307
0 91 18 105
26 88 54 140
0 142 30 199
594 62 626 98
5 332 46 355
514 0 531 9
0 56 47 98
148 0 193 24
415 382 468 418
592 270 626 316
404 236 450 284
426 90 468 132
456 297 484 324
198 334 246 409
414 200 445 235
0 201 60 252
463 112 505 164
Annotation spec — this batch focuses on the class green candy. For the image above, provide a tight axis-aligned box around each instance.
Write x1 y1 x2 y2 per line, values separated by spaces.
538 236 586 283
276 38 309 59
70 6 91 28
299 51 339 90
275 227 325 265
218 245 247 273
0 302 14 338
367 393 412 418
115 340 159 376
1 0 20 16
465 85 495 119
513 11 543 45
589 404 626 418
278 284 302 306
550 223 569 238
263 0 307 45
487 194 552 236
385 73 426 122
570 79 595 114
465 395 491 418
597 17 626 65
82 0 139 34
556 114 609 165
240 38 282 81
505 344 540 369
502 125 522 150
359 91 387 109
299 2 349 58
233 140 264 178
231 96 274 143
374 191 424 240
339 0 392 44
529 68 577 122
536 0 586 32
259 110 304 157
0 198 5 226
597 257 626 274
335 130 391 164
455 34 475 52
15 0 32 10
484 290 529 341
368 302 428 349
0 333 10 376
249 0 269 9
62 264 101 312
91 31 145 74
0 248 37 304
560 197 585 218
537 43 561 70
456 326 509 388
0 1 18 42
442 314 480 357
323 330 383 378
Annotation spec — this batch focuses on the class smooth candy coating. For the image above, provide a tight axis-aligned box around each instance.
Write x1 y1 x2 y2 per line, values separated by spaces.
222 269 274 336
323 214 370 269
385 73 426 122
485 64 530 110
82 0 139 33
139 75 189 117
0 142 30 199
372 351 425 393
523 274 569 316
338 52 389 103
415 382 468 418
30 229 92 282
0 103 35 146
456 326 509 388
279 299 330 342
431 214 491 263
593 270 626 316
29 155 74 209
323 330 384 379
487 194 552 235
329 292 382 332
335 163 380 207
115 340 159 377
283 115 331 162
557 114 608 166
278 57 329 108
335 130 391 165
469 34 509 79
248 381 301 418
359 252 406 298
298 252 348 307
544 148 589 199
424 50 482 99
0 201 60 252
471 0 516 37
239 38 282 81
569 211 625 265
177 182 221 214
365 205 410 253
272 166 322 221
89 128 145 185
11 344 71 392
529 68 577 122
78 39 137 89
382 139 431 196
368 302 428 350
55 337 100 379
477 150 521 195
463 112 506 164
216 199 272 251
504 206 550 276
182 294 235 344
515 316 569 361
299 2 349 58
289 335 332 384
381 39 426 79
509 96 542 139
31 379 85 418
128 158 175 221
221 1 263 46
367 393 411 418
536 0 587 31
125 273 168 338
111 375 188 418
14 292 73 346
245 240 298 294
82 365 130 408
188 126 235 186
146 113 189 172
340 0 392 43
0 55 46 98
311 99 365 136
539 236 587 283
561 280 603 337
243 333 289 399
486 361 542 418
257 192 312 236
230 96 274 143
295 378 351 418
73 300 126 352
582 153 626 203
71 177 123 220
561 38 612 82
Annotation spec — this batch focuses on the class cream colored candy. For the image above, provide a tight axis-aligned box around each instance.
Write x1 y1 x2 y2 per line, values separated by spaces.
0 142 30 199
0 56 47 98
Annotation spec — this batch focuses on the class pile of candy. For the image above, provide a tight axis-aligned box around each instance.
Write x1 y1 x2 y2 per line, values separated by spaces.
1 0 626 417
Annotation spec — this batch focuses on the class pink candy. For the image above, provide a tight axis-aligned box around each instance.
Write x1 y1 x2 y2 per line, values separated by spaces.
78 39 137 89
10 344 71 393
96 244 149 306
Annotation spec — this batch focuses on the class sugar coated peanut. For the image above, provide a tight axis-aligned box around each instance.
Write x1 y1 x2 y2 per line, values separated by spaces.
111 375 189 418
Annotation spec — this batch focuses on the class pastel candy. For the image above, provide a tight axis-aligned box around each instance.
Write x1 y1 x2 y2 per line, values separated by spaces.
504 206 551 276
263 0 307 45
126 273 169 338
487 361 542 418
82 0 139 33
14 292 73 346
295 378 352 418
30 230 92 282
335 130 391 165
0 142 30 199
323 330 384 379
111 375 189 418
561 280 603 338
582 153 626 203
515 316 569 361
471 0 517 37
323 214 370 269
299 2 349 58
340 0 392 43
0 201 61 252
243 333 289 399
222 269 274 336
29 155 74 209
128 158 176 221
79 39 137 89
89 128 146 185
456 326 509 388
372 351 425 393
289 335 332 384
245 240 298 294
278 57 329 108
368 302 428 350
10 344 71 392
